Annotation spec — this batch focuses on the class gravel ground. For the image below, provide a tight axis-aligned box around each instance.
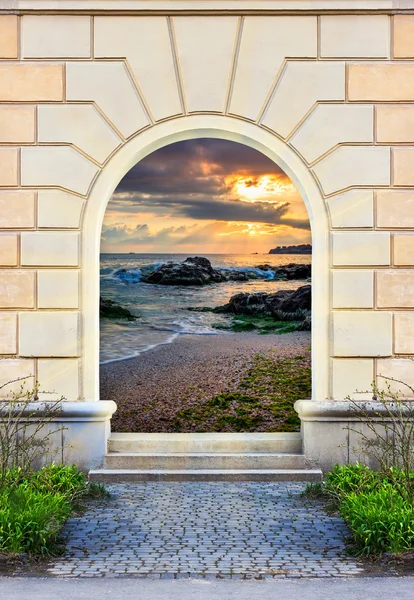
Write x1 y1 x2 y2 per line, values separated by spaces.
100 331 311 432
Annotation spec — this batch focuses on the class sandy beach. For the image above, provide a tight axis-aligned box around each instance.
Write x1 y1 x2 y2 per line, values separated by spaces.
100 331 311 433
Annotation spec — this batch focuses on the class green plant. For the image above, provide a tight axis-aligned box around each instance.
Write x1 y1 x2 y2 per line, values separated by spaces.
0 378 66 489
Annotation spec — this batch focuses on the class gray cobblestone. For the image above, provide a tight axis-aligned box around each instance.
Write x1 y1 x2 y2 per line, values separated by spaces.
47 482 368 579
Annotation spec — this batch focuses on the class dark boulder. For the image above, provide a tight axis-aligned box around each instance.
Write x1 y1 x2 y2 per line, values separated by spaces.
100 296 137 321
144 256 225 286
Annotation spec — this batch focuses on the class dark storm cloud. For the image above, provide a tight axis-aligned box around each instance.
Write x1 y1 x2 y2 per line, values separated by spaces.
116 138 286 195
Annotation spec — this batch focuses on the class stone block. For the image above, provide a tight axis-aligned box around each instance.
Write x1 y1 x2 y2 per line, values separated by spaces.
393 148 414 186
0 15 18 58
376 105 414 143
0 192 35 229
0 270 35 308
21 232 79 267
21 147 99 196
37 358 79 400
0 106 35 143
377 190 414 229
394 312 414 354
38 104 121 165
290 104 373 164
321 15 390 58
0 359 35 397
0 148 18 187
38 270 79 309
394 234 414 266
37 190 84 229
332 311 392 357
22 15 91 58
332 232 390 266
331 358 374 400
0 64 63 101
332 270 374 309
94 16 181 122
262 61 345 138
313 146 390 195
348 63 414 101
327 189 374 228
394 15 414 58
66 62 149 138
230 17 317 121
0 313 17 354
376 358 414 396
19 312 79 357
173 17 238 113
0 234 18 266
377 270 414 307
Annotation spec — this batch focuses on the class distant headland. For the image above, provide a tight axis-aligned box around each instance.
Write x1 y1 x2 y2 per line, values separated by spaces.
269 244 312 255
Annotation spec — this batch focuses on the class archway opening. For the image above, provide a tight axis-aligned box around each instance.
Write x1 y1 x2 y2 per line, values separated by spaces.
98 137 313 433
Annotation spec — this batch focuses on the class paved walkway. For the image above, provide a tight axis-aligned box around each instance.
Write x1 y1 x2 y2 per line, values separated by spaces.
45 482 367 578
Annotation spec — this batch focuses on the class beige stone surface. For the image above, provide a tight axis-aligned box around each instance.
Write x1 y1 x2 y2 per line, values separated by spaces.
22 15 91 58
313 146 390 196
332 311 393 357
332 270 374 309
320 15 390 58
0 64 63 101
0 234 18 266
66 62 150 138
21 147 99 195
37 358 80 400
377 270 414 307
38 104 121 165
327 189 374 228
0 15 18 59
38 270 79 309
262 61 345 138
0 191 35 229
348 63 414 101
394 234 414 266
332 232 390 266
394 312 414 355
0 106 35 143
21 232 79 267
94 16 181 122
394 15 414 58
376 358 414 396
37 190 84 229
0 148 19 187
377 105 414 143
331 358 374 400
0 313 17 355
0 359 35 397
393 147 414 186
290 104 373 164
19 312 79 358
230 17 317 121
377 190 414 229
174 16 238 113
0 270 35 308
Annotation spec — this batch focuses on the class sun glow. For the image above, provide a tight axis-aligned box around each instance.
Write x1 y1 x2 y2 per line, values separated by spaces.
228 174 296 202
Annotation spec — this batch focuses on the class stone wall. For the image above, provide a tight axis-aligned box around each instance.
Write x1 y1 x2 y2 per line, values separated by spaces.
0 2 413 468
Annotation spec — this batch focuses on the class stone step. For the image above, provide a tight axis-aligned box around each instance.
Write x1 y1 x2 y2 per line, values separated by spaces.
104 452 308 470
89 469 322 483
108 432 302 454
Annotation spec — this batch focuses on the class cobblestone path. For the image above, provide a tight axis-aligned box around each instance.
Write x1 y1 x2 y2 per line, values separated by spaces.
47 482 365 579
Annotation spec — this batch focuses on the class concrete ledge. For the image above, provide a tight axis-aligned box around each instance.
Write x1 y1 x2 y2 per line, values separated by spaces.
89 468 323 482
295 399 414 420
0 400 117 421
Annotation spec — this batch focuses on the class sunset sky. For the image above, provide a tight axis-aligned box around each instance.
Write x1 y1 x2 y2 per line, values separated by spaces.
101 139 311 254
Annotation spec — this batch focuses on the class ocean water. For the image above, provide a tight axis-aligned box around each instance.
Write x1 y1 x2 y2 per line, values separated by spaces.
100 253 311 364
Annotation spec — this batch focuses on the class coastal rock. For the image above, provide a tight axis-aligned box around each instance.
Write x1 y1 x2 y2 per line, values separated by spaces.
255 263 311 280
100 296 137 321
216 285 311 319
269 244 312 255
144 256 225 286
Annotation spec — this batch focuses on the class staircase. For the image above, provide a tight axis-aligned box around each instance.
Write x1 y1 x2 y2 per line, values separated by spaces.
89 433 322 482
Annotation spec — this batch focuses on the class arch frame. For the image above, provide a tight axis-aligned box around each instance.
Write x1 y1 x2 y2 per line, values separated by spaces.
82 114 329 404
